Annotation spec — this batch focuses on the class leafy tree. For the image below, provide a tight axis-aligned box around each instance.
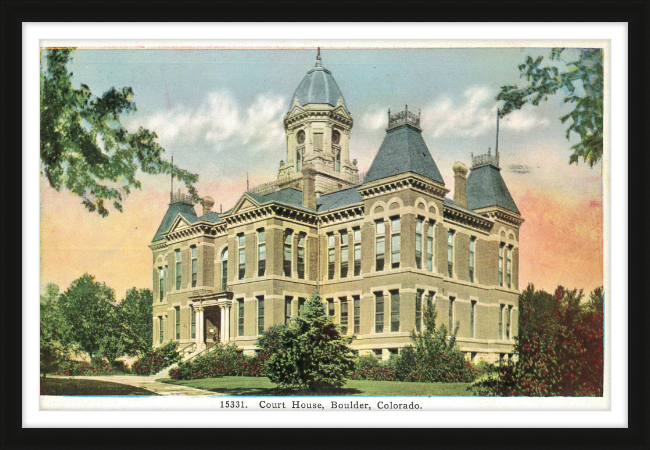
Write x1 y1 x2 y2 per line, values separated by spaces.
40 48 199 217
116 288 153 357
473 285 604 396
58 273 118 360
497 48 603 166
40 283 76 376
257 291 355 391
388 302 474 383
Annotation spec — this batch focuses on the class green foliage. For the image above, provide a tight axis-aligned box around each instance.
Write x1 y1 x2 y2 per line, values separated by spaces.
57 274 118 360
497 48 603 167
388 303 476 383
170 343 267 380
132 341 181 375
257 291 355 391
40 283 77 376
353 354 381 373
40 48 198 216
473 285 604 396
116 288 153 357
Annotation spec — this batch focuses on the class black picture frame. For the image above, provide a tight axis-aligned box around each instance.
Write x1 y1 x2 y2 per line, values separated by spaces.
2 1 648 449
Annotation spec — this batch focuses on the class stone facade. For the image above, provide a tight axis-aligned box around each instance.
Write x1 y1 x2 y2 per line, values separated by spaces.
149 51 524 363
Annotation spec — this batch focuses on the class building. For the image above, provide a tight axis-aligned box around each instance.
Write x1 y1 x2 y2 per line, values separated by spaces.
149 50 524 363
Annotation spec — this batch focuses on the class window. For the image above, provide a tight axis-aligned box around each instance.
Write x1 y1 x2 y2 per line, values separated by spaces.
175 249 182 290
373 349 383 360
427 220 435 271
257 296 264 335
334 148 341 172
190 305 196 340
499 304 504 339
469 237 476 283
426 291 435 311
498 243 505 286
391 217 401 269
327 233 335 279
470 300 477 338
238 234 246 280
448 297 455 334
297 233 306 279
258 230 266 277
340 298 348 334
296 146 304 171
415 218 423 269
158 267 164 301
298 298 306 316
375 292 384 333
375 221 385 271
284 297 293 325
506 246 512 288
353 296 360 334
314 133 323 152
191 246 198 288
447 230 455 278
415 289 423 332
221 248 228 291
238 298 245 337
158 316 164 344
175 306 180 340
327 298 335 317
284 230 293 277
340 230 349 278
163 266 167 295
507 305 513 339
390 291 400 332
353 228 361 276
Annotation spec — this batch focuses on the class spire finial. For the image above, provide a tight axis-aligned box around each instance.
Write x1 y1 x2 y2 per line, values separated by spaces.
315 47 322 68
170 154 174 203
495 107 500 161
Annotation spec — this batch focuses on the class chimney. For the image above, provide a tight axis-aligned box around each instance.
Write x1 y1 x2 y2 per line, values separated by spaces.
453 162 468 208
301 166 317 210
201 196 215 215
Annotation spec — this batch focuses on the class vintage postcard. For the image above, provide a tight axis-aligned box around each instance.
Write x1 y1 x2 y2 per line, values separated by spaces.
37 39 609 417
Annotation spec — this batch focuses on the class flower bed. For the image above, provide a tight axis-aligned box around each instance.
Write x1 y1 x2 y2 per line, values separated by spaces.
53 360 117 376
132 342 181 375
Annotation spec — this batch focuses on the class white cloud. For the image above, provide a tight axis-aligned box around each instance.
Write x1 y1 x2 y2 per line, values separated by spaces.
360 109 388 131
415 86 550 138
127 91 286 154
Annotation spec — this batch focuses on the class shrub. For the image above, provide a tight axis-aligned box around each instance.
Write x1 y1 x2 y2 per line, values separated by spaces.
350 366 397 381
472 285 604 397
354 355 381 373
381 303 477 383
132 341 181 375
169 343 268 380
53 359 117 376
258 291 355 391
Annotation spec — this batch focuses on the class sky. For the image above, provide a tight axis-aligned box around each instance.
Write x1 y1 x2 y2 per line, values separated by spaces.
40 47 604 300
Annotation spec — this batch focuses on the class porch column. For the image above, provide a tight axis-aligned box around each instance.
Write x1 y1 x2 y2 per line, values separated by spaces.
198 308 205 349
194 307 201 346
225 305 231 343
219 305 225 343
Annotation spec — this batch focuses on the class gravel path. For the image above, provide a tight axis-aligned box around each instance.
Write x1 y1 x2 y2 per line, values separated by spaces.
53 375 221 396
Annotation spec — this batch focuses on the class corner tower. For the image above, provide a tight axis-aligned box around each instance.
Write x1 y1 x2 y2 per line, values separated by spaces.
279 48 359 195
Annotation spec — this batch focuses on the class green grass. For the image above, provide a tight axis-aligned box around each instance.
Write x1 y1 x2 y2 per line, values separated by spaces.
160 376 472 396
40 377 159 396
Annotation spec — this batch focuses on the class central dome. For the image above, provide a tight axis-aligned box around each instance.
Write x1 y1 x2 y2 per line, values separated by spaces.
289 50 349 113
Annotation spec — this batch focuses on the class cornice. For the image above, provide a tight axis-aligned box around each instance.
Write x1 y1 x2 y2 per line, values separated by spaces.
443 204 494 232
358 174 449 200
474 206 525 227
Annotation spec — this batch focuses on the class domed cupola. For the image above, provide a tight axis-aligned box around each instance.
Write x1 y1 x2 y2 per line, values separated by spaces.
288 48 349 113
279 48 358 196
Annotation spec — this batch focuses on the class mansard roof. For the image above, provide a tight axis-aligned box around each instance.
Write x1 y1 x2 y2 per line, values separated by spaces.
363 124 445 185
316 186 363 212
466 164 520 215
151 202 198 243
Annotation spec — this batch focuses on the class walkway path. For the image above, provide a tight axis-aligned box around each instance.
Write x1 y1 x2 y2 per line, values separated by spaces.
55 375 221 396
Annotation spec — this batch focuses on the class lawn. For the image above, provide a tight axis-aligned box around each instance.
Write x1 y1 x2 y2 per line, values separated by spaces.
160 376 472 396
40 377 159 396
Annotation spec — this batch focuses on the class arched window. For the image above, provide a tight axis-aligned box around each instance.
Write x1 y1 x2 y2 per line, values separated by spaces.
221 248 228 291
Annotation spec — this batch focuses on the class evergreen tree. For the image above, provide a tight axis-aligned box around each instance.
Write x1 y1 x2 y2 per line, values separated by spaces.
258 291 355 391
40 283 76 376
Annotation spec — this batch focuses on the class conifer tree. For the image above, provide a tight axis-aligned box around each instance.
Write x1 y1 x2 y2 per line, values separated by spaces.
259 291 355 391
